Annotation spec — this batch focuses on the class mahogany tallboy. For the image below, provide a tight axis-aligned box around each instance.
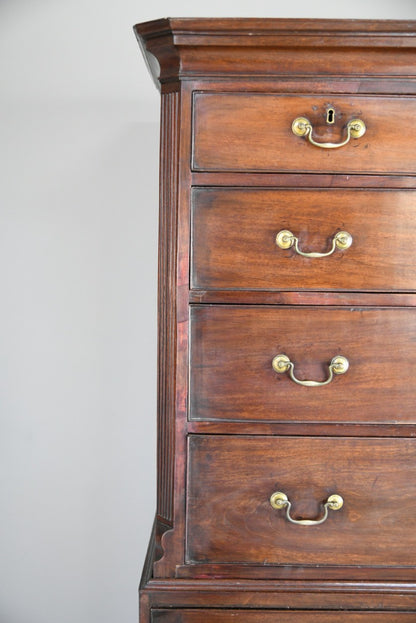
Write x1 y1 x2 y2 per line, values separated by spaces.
134 18 416 622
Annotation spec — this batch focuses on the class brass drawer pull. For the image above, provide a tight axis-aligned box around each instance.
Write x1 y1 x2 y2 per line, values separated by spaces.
276 229 352 258
270 491 344 526
272 354 349 387
292 116 366 149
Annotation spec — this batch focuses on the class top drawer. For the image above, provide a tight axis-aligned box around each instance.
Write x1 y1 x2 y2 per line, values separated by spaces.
192 93 416 174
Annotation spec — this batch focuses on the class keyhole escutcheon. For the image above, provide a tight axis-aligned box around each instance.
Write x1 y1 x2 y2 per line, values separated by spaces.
326 108 335 124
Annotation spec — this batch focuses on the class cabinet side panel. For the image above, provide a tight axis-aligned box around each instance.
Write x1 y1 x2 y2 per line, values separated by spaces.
157 90 180 524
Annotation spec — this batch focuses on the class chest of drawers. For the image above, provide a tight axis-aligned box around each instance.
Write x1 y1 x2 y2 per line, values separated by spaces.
134 18 416 622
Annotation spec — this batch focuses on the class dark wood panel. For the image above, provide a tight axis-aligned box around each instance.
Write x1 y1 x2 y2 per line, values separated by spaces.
156 90 180 525
192 172 416 187
191 188 416 292
189 306 416 424
136 18 416 620
152 82 193 580
192 94 416 174
177 562 416 582
135 18 416 85
186 435 416 569
152 609 416 622
186 420 416 438
189 290 416 307
188 79 416 97
143 577 416 611
137 17 416 42
190 78 416 97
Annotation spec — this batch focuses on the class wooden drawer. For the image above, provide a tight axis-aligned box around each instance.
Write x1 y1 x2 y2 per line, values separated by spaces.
192 93 416 174
152 610 416 622
186 435 416 569
191 188 416 292
189 306 416 424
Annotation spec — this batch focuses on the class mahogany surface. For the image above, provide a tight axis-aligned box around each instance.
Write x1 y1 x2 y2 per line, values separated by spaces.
190 305 416 424
192 93 416 174
187 435 416 569
134 16 416 622
135 18 416 84
152 611 416 623
191 188 416 291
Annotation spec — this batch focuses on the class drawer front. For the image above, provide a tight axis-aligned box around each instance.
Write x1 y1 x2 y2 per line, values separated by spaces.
189 306 416 424
191 188 416 292
186 435 416 567
153 610 416 622
192 93 416 174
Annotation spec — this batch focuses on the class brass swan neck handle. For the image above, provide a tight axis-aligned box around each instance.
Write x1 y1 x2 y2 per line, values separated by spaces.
272 354 349 387
276 229 353 258
292 116 366 149
270 491 344 526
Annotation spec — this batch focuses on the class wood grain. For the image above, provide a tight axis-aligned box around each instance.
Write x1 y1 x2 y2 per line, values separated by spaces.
186 435 416 568
191 172 416 187
152 610 416 622
156 90 180 525
192 94 416 174
191 188 416 292
134 18 416 85
135 17 416 621
142 576 416 612
189 290 416 307
190 305 416 424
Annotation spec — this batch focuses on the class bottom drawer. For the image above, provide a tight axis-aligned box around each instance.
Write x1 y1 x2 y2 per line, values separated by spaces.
186 435 416 569
152 610 416 622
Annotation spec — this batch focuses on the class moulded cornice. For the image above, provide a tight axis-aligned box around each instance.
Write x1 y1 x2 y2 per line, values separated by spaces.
134 18 416 88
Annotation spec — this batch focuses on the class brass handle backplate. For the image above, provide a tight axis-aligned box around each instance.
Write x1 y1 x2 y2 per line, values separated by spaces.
276 229 352 258
270 491 344 526
272 354 349 387
292 116 366 149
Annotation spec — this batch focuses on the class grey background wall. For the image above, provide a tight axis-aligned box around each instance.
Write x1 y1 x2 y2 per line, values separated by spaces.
1 1 415 622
